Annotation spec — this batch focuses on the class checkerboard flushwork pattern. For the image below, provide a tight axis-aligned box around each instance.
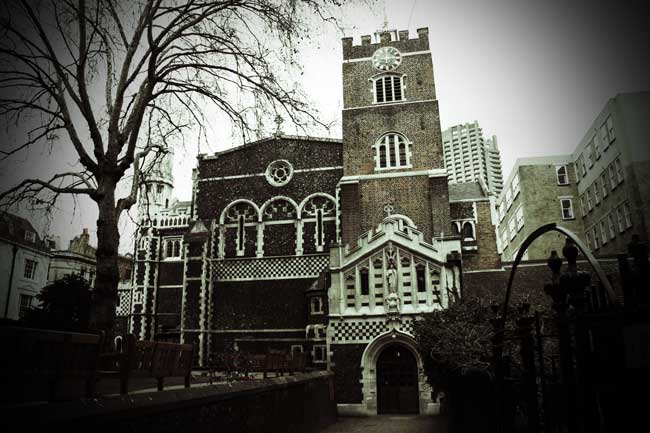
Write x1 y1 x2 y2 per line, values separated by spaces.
331 320 389 342
331 317 416 343
116 290 131 316
213 254 329 281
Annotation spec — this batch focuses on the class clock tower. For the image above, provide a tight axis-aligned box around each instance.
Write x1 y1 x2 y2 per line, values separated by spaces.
339 28 451 244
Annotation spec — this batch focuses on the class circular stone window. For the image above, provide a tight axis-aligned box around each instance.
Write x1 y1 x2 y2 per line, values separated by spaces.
265 159 294 187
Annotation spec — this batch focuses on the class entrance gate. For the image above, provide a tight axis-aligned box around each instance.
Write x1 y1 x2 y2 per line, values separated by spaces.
377 344 419 414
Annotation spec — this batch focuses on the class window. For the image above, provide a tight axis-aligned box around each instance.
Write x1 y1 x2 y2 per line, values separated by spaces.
310 297 323 315
23 259 37 279
291 345 304 358
374 75 404 103
586 230 592 250
601 172 609 197
560 199 574 220
505 188 513 209
579 154 587 177
593 180 600 205
616 207 625 233
574 160 583 178
360 268 369 296
585 141 594 167
511 174 520 197
556 165 569 185
462 222 474 239
593 136 601 159
580 196 587 217
515 206 524 231
24 231 36 243
586 189 593 211
375 133 410 169
606 116 615 142
607 214 616 240
416 264 426 292
133 291 143 304
600 123 610 149
164 238 182 259
592 227 600 250
313 345 327 363
498 205 505 222
501 230 508 248
19 294 33 319
600 220 608 245
623 203 632 229
508 218 516 240
615 158 624 183
608 164 618 189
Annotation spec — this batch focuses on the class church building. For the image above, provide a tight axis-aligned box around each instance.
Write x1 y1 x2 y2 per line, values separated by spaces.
127 28 499 416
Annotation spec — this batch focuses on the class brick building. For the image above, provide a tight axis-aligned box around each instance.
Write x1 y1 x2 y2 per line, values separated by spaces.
127 28 501 416
496 156 586 261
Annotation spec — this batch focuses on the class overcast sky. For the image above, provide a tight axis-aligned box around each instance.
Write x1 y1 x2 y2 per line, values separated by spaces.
2 0 649 253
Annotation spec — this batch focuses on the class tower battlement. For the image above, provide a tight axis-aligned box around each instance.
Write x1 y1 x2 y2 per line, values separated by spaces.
342 28 429 60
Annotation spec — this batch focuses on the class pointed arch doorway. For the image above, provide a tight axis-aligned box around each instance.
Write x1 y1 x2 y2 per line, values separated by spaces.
376 343 420 414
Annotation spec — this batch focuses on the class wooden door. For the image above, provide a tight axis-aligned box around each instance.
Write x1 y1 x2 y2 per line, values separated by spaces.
377 344 419 414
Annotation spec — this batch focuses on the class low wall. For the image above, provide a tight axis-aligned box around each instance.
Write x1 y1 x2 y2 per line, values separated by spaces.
3 371 337 433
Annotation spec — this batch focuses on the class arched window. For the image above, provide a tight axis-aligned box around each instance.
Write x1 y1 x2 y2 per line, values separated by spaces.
374 133 411 170
223 201 259 256
373 74 404 103
462 222 474 239
165 240 173 258
173 240 181 257
300 195 336 252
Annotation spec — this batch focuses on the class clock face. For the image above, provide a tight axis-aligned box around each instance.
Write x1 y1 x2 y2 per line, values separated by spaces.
372 46 402 71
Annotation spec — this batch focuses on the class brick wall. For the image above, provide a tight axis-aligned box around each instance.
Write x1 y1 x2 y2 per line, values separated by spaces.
342 101 443 175
212 279 312 330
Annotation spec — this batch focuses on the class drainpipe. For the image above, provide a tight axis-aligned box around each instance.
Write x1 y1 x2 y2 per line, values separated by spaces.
4 244 19 318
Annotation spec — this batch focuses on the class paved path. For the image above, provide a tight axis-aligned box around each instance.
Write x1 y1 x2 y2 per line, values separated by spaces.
320 415 448 433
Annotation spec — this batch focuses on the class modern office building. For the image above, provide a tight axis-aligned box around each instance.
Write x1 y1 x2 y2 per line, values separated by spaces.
495 156 585 261
442 121 504 195
573 91 650 256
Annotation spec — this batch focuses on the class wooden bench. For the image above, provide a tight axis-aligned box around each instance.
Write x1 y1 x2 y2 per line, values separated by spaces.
98 334 194 394
0 326 102 404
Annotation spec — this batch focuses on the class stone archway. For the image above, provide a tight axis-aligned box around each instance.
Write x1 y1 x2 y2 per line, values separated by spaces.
377 343 419 414
359 329 435 415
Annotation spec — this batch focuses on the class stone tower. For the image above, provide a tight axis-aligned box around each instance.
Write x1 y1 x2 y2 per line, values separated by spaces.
138 147 175 223
339 28 451 244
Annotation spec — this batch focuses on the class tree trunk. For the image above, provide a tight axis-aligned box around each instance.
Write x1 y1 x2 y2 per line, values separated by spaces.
91 180 120 341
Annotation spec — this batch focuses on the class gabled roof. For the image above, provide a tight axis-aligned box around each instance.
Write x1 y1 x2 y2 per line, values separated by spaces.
199 134 342 160
0 211 50 253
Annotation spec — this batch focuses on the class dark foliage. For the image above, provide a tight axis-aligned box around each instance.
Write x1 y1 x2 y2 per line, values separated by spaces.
21 275 92 332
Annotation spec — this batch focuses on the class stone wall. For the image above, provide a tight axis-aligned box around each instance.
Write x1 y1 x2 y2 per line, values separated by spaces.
3 372 337 433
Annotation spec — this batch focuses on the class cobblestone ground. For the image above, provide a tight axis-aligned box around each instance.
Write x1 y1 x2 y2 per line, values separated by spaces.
320 415 449 433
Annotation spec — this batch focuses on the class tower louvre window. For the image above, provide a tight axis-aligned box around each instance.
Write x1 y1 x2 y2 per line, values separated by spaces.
373 75 404 103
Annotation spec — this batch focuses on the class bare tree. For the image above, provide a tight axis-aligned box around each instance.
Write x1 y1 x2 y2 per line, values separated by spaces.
0 0 349 334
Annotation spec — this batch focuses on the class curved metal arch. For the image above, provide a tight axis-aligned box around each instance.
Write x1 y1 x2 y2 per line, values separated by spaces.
297 192 337 216
219 198 261 224
259 195 299 218
500 223 619 329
